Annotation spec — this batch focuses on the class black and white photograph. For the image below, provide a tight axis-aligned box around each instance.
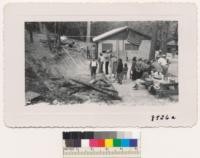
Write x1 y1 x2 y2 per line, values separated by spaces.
4 3 197 127
25 21 178 106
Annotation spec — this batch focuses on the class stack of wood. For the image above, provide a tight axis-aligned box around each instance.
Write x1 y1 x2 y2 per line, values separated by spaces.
26 75 121 105
70 78 121 101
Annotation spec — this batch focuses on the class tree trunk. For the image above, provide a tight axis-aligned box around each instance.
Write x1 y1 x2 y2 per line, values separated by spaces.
42 23 52 51
160 22 169 54
38 22 45 33
149 22 158 60
56 22 61 47
86 21 91 43
29 30 33 43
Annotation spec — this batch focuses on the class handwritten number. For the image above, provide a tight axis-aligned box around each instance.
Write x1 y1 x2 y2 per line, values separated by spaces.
171 116 176 120
151 115 176 122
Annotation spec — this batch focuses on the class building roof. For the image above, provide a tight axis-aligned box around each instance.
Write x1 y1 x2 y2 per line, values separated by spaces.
92 26 151 42
93 26 128 42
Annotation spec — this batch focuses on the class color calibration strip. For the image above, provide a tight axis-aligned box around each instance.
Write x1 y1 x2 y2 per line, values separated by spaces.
63 131 140 158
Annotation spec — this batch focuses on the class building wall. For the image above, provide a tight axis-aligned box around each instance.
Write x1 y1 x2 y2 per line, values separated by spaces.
123 40 138 60
97 39 151 60
138 40 151 59
98 40 117 53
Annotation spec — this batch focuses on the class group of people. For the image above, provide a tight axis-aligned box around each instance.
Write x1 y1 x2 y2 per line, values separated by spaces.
89 50 129 84
131 54 170 90
131 54 169 81
90 49 170 86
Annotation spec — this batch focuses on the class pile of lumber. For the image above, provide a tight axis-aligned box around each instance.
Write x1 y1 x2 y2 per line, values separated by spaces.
70 78 121 101
26 76 121 105
48 77 121 104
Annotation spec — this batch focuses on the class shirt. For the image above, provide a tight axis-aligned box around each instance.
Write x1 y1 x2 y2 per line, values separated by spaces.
158 58 167 66
104 53 110 62
151 61 163 72
123 66 128 73
155 50 160 58
99 55 104 62
91 61 97 67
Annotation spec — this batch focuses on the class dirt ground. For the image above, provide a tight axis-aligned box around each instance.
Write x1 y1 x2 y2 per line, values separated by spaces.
112 79 175 106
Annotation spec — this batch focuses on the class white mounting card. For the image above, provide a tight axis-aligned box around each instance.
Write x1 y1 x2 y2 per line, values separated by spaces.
4 3 197 127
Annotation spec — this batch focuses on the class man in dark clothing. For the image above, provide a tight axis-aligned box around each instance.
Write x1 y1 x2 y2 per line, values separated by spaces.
131 57 137 80
135 58 143 80
117 58 123 84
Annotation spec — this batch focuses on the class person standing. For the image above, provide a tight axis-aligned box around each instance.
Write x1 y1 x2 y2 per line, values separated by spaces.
104 50 110 75
98 53 104 73
90 58 98 80
117 58 123 84
113 57 118 79
134 58 143 80
130 57 137 80
123 63 128 81
110 55 117 79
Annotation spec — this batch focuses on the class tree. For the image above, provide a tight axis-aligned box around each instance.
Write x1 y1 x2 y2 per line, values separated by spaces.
38 22 45 33
149 22 158 60
159 21 169 54
86 21 91 43
25 22 34 43
55 22 62 48
174 23 178 44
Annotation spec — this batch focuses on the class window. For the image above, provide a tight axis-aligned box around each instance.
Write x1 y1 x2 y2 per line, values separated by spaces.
102 43 113 51
125 43 139 51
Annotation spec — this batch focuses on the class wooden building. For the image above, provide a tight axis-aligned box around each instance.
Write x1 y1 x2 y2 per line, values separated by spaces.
93 26 152 60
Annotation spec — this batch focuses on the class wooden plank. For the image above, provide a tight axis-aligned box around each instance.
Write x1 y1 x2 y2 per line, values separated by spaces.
97 86 118 95
70 79 121 100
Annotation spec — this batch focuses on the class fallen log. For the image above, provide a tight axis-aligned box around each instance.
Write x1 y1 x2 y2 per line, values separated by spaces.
70 79 121 100
95 86 118 95
92 79 111 87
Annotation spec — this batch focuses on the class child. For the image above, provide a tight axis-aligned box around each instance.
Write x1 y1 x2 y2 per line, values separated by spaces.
123 63 128 81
